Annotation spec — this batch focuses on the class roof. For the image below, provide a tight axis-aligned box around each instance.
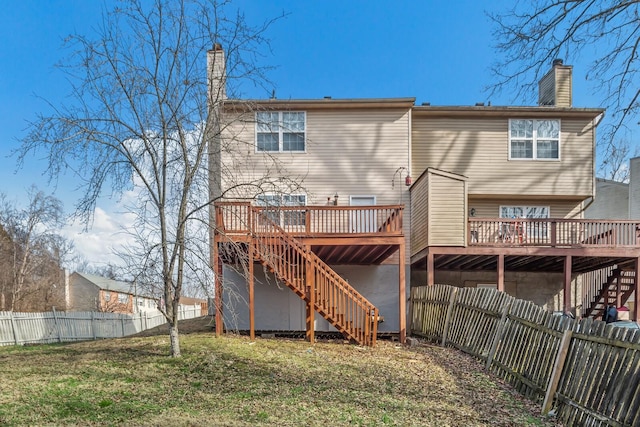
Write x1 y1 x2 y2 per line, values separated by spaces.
180 296 207 305
73 272 136 295
223 97 416 111
411 105 605 119
222 97 604 119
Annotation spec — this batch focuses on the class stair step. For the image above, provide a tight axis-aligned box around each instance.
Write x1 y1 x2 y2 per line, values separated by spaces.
253 224 377 346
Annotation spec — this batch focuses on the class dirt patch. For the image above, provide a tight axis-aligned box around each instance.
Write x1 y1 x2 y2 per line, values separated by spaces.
132 315 216 337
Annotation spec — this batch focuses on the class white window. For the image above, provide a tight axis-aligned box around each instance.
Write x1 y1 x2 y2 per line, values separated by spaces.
509 119 560 160
118 293 128 304
137 298 144 307
104 292 111 302
255 194 307 226
256 111 306 152
500 205 550 240
500 206 549 219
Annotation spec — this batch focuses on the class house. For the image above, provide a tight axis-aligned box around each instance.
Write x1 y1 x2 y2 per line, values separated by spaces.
67 272 158 314
208 47 640 345
582 158 640 316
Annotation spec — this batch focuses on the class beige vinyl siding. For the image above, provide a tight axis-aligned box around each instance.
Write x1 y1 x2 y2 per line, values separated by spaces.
410 169 467 256
555 67 572 107
538 72 555 106
410 171 429 255
429 173 466 246
538 65 572 107
221 107 412 261
411 116 594 198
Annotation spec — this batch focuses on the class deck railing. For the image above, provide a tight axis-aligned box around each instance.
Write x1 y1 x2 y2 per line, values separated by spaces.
469 218 640 247
214 201 380 346
215 202 404 237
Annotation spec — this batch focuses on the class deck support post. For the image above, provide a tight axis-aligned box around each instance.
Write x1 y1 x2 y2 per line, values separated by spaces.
399 242 406 344
214 243 224 336
563 255 572 314
497 254 505 292
634 257 640 322
426 250 434 286
248 240 255 341
305 245 315 344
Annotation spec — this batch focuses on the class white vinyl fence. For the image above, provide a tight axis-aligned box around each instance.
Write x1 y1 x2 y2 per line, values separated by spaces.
0 305 202 346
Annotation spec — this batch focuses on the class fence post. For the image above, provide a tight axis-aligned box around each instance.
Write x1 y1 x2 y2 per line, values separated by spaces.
52 307 63 343
121 315 126 337
441 287 458 347
485 302 511 370
9 311 19 345
542 329 573 415
91 311 96 340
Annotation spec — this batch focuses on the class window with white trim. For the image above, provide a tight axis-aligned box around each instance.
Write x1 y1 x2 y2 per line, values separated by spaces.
104 292 111 302
509 119 560 160
500 206 549 219
255 194 307 226
500 205 550 239
118 293 128 304
256 111 306 152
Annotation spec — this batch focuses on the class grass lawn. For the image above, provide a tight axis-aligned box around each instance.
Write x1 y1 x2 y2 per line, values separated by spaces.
0 320 558 426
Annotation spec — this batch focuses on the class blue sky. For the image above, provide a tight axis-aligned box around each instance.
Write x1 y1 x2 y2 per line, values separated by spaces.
0 0 606 266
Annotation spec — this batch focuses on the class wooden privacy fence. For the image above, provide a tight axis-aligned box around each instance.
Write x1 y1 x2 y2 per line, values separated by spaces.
411 285 640 427
0 305 202 346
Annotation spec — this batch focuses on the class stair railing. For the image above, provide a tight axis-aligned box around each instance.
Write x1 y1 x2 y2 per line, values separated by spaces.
249 206 378 346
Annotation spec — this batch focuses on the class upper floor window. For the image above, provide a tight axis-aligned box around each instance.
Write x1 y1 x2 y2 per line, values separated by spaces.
256 111 306 152
509 119 560 160
118 293 128 304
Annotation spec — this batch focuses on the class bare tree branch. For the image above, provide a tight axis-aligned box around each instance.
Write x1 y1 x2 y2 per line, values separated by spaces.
488 0 640 180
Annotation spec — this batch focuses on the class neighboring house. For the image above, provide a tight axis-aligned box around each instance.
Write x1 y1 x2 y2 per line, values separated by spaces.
68 272 158 314
208 47 639 345
583 158 640 317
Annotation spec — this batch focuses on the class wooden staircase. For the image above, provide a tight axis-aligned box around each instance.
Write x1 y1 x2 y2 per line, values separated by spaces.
584 267 635 319
250 207 379 346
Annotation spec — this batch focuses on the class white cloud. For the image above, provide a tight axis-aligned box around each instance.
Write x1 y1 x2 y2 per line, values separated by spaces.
62 205 137 268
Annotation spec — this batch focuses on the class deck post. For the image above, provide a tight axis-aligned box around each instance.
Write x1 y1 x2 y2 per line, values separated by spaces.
399 241 406 344
305 245 315 344
563 255 572 313
248 240 255 341
497 254 505 292
426 250 434 286
634 257 640 322
214 243 223 337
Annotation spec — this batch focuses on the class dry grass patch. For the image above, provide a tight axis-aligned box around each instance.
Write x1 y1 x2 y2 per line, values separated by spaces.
0 330 559 426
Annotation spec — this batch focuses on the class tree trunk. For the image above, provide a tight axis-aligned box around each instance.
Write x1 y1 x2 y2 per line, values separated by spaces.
169 322 181 357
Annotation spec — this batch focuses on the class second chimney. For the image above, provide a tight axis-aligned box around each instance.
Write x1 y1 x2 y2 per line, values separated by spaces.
538 59 572 107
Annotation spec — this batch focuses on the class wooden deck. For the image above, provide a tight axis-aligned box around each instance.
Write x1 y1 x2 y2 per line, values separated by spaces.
212 202 407 345
469 218 640 248
215 202 405 264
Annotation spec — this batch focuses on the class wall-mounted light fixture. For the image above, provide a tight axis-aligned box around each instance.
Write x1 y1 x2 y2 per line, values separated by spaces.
469 208 476 217
333 192 339 206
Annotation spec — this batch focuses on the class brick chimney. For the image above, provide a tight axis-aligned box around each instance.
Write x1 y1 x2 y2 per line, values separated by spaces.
538 59 572 107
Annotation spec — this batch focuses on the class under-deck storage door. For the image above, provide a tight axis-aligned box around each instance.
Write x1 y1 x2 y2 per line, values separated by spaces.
349 195 377 233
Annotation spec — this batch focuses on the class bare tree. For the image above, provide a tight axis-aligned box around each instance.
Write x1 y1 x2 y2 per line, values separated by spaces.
18 0 289 356
0 187 70 312
488 0 640 180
